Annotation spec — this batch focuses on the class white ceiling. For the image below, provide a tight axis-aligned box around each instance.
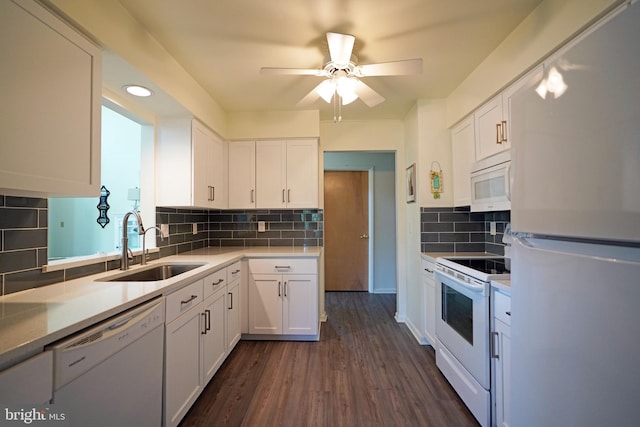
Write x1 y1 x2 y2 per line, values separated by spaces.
107 0 543 121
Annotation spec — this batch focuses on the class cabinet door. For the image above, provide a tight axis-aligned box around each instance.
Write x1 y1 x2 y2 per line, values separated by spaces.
421 258 436 345
209 132 226 209
474 95 505 161
202 290 227 384
165 304 203 427
493 318 511 427
283 274 318 335
248 274 282 334
501 64 544 148
228 141 256 209
191 120 212 208
451 117 475 207
256 140 287 208
285 139 318 208
0 0 101 196
227 280 241 350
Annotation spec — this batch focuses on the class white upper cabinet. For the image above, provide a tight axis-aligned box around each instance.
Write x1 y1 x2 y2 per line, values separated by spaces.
0 0 101 197
156 118 227 209
255 139 318 209
228 141 256 209
473 65 543 161
474 95 506 161
451 116 475 207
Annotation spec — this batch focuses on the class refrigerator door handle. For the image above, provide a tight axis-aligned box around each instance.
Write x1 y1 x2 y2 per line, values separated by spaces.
505 163 512 201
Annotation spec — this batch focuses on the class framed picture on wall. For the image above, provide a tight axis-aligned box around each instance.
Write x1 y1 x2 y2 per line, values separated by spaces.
406 163 416 203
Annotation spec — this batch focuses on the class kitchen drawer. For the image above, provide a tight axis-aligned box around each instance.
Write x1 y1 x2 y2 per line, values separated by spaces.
166 280 203 323
249 258 317 275
227 261 241 283
494 290 512 326
203 268 227 300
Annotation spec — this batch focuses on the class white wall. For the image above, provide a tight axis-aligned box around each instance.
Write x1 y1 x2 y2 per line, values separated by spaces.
446 0 621 126
227 110 320 139
403 99 450 342
47 0 228 137
320 120 407 318
324 152 397 294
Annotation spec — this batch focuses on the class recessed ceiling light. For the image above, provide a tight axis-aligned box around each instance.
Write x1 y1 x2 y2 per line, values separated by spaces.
124 85 153 97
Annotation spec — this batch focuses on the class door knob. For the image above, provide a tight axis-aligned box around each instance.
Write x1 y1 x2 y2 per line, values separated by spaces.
360 234 369 239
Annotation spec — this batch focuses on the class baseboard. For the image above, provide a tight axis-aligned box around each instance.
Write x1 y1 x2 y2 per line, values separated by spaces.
405 318 429 345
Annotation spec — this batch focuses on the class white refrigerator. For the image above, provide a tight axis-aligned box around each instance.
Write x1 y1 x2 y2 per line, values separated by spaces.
509 1 640 426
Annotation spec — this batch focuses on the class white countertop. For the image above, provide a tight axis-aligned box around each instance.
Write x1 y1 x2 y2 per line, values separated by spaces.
0 246 321 370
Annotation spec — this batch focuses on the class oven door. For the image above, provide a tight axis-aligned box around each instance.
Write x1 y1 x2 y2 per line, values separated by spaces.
435 268 490 388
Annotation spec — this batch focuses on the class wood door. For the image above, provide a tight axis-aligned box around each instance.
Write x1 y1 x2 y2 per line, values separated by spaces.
324 171 369 291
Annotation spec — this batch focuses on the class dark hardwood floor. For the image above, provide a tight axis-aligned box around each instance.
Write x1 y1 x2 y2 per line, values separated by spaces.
179 292 480 427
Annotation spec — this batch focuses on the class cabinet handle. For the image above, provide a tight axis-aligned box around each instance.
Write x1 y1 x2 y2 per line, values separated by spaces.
425 268 433 273
275 265 291 270
506 311 511 316
491 331 500 359
201 312 207 335
212 186 215 201
251 189 254 203
287 189 291 203
212 278 224 286
278 281 282 297
228 292 233 310
501 120 507 142
232 269 240 274
284 281 288 297
205 309 211 331
496 123 502 144
282 189 286 203
181 295 198 305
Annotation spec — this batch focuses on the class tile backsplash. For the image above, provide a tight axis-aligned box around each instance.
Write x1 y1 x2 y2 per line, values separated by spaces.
420 206 511 255
0 194 324 295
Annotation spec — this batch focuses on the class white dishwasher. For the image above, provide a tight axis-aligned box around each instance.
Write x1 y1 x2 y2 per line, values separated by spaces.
48 298 165 427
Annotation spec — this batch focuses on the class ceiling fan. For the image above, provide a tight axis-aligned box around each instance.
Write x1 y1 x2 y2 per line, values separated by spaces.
261 32 423 121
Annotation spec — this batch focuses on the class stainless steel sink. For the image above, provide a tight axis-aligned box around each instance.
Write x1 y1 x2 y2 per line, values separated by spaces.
99 263 205 282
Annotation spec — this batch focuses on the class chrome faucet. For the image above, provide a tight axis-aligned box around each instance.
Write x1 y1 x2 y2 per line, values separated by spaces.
141 226 165 265
121 210 145 270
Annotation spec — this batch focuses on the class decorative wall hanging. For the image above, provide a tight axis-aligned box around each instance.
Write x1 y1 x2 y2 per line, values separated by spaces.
96 185 111 228
430 162 443 199
406 163 416 203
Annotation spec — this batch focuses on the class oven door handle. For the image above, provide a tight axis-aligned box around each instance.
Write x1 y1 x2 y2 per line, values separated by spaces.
435 270 485 293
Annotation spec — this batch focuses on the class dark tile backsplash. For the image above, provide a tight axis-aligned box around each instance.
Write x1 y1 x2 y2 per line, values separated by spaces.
0 193 325 295
421 206 511 255
3 190 510 295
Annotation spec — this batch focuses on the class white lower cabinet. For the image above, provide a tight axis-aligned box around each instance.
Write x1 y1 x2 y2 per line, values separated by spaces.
421 257 436 345
164 263 243 427
248 258 318 338
0 351 53 405
491 289 512 427
164 280 205 427
226 277 241 350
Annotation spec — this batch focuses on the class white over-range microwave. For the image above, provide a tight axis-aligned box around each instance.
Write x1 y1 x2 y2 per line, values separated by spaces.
470 150 511 212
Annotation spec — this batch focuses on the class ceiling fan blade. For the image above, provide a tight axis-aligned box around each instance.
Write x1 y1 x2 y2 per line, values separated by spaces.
326 32 355 66
296 82 325 107
260 67 326 76
353 80 385 107
357 59 423 76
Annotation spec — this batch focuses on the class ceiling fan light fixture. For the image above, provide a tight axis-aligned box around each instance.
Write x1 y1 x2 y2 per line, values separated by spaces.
316 80 335 103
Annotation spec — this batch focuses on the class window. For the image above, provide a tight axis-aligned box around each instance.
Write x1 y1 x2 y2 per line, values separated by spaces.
48 105 147 261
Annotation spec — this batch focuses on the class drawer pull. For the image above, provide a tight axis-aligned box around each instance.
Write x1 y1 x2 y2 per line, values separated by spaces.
232 269 240 274
491 331 500 359
212 278 224 286
425 268 433 273
275 265 291 270
228 292 233 310
506 311 511 316
181 295 198 305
